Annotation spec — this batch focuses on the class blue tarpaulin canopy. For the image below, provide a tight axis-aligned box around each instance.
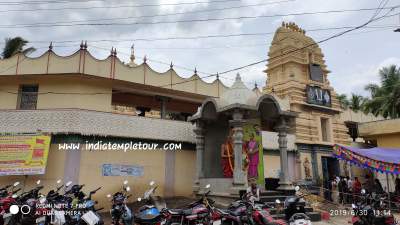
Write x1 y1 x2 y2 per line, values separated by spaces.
333 144 400 174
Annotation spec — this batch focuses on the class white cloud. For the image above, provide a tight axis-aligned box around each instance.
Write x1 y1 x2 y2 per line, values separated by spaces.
331 57 400 96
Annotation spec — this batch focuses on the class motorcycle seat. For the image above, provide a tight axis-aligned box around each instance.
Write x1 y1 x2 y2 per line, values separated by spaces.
169 209 193 215
228 210 242 217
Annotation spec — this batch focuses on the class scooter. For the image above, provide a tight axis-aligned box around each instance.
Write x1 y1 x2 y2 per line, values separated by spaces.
135 181 168 225
283 186 311 225
107 180 133 225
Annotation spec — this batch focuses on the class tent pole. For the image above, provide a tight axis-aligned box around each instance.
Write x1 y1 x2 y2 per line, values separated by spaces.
387 173 391 211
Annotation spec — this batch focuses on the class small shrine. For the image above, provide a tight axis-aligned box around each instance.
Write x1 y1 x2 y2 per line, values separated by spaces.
190 74 297 195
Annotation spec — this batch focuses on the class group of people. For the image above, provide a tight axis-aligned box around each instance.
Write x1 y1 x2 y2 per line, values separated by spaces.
325 175 387 204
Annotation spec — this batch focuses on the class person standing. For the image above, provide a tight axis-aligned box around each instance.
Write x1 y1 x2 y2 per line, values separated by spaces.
353 177 362 203
346 176 353 203
373 179 384 194
332 177 339 203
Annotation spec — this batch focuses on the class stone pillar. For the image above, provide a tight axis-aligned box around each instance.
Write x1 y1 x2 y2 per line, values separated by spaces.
229 110 246 186
156 96 175 196
156 96 170 119
275 117 294 191
311 146 319 184
193 121 205 191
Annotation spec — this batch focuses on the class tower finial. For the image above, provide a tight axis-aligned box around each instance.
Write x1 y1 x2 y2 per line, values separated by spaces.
48 42 53 51
235 73 241 81
130 44 135 63
84 41 87 49
194 67 197 74
143 55 147 63
80 41 84 49
170 61 173 69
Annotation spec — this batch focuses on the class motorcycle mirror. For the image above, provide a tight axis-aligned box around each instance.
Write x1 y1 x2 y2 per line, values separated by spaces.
361 189 366 194
36 180 41 185
39 196 46 204
123 180 128 185
126 186 131 192
205 184 211 189
295 186 300 192
275 199 281 204
149 181 155 186
13 181 20 187
56 179 62 184
137 197 142 202
107 194 111 198
12 194 18 198
66 181 72 187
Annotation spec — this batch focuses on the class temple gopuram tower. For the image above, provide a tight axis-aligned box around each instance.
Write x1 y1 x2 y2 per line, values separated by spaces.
264 22 351 183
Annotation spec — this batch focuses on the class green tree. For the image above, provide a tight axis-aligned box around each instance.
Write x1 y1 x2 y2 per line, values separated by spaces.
1 37 35 59
337 93 350 109
349 93 366 112
364 65 400 118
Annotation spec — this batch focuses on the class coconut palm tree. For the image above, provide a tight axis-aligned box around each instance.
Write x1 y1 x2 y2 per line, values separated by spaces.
364 65 400 118
348 93 366 112
337 93 350 109
1 37 35 59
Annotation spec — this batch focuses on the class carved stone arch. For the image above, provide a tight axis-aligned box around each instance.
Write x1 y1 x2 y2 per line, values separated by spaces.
200 99 218 121
256 94 283 120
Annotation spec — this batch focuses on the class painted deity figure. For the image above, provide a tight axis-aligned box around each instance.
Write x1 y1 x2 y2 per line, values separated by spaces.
221 130 234 178
246 133 259 179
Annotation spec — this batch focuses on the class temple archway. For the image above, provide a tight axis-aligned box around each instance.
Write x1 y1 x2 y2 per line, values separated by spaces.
190 74 297 194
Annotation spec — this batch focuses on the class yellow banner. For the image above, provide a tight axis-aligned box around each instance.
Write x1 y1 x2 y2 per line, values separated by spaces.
0 135 51 176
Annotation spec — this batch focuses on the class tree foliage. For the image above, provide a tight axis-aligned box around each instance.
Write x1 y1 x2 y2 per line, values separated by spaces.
364 65 400 118
1 37 35 59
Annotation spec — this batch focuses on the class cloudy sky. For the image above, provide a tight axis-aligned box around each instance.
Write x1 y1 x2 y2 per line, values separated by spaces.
1 0 399 97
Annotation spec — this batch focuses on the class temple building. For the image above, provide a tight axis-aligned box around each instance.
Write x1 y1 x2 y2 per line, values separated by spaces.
0 22 383 208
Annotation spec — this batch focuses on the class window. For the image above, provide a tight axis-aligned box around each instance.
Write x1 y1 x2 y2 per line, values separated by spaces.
309 64 324 82
17 85 38 110
320 117 330 142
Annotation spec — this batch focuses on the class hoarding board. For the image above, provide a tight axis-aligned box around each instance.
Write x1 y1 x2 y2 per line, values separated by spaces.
0 135 51 176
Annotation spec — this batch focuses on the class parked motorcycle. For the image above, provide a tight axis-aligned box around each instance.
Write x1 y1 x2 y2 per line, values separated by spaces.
219 191 285 225
0 182 21 225
283 186 311 225
68 184 104 225
108 180 133 225
166 184 219 225
135 181 168 225
351 189 395 225
6 180 45 225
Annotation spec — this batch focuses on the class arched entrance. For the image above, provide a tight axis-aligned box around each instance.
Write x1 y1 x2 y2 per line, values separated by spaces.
190 74 297 194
